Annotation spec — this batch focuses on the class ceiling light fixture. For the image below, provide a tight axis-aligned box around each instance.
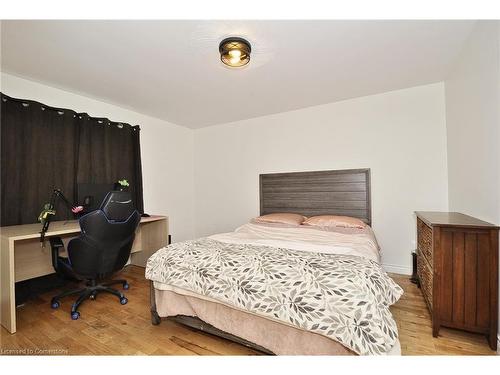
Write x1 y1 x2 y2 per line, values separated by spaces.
219 37 251 68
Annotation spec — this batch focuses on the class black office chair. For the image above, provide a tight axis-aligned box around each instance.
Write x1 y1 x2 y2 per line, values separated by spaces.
49 191 141 320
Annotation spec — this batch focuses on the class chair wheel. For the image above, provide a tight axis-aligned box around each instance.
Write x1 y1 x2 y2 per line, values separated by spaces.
71 311 80 320
120 297 128 305
123 283 129 290
51 300 60 309
90 293 96 300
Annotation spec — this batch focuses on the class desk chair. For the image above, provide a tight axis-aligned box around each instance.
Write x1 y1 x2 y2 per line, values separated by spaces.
50 191 141 320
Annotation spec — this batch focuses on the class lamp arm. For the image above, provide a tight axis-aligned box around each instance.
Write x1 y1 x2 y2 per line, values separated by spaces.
53 189 73 211
39 189 83 246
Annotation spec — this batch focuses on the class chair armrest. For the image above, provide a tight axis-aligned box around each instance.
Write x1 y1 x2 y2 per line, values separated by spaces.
49 236 65 271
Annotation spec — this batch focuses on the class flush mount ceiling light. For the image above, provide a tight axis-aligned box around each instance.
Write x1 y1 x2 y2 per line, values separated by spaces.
219 37 251 68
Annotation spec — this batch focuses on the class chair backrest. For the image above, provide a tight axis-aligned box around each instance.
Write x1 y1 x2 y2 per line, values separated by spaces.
67 191 141 279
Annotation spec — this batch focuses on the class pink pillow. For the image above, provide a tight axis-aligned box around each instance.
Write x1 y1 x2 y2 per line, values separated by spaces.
253 213 306 226
302 215 366 229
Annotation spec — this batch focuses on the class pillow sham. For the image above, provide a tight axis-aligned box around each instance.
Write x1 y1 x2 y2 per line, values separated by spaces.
253 213 306 226
302 215 366 229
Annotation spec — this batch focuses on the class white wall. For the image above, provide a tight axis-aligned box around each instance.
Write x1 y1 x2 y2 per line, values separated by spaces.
444 20 500 345
0 72 195 242
445 21 500 224
194 83 449 274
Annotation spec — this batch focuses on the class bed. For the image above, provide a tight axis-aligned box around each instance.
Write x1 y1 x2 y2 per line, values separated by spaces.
145 169 403 355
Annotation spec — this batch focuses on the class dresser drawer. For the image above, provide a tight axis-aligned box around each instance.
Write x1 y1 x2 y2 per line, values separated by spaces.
417 218 433 265
417 250 433 311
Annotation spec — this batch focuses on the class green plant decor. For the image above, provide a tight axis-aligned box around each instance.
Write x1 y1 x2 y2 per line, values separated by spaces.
118 179 129 187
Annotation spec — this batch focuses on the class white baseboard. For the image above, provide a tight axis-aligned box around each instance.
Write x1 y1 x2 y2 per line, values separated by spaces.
382 263 412 275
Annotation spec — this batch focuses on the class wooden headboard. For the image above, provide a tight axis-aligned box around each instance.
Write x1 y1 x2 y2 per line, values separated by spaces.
259 168 371 226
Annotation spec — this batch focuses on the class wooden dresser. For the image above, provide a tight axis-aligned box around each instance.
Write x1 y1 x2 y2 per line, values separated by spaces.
415 211 499 350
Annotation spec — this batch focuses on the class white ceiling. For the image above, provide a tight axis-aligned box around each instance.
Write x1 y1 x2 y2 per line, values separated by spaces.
1 20 475 128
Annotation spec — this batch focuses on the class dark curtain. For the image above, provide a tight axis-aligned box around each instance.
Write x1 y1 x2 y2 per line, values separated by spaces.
76 114 144 213
0 93 144 226
0 95 79 225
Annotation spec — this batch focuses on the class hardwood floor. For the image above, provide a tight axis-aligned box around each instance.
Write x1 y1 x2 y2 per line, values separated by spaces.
0 266 496 355
389 274 496 355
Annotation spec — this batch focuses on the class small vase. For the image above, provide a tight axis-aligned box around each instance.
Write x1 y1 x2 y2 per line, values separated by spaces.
113 183 128 192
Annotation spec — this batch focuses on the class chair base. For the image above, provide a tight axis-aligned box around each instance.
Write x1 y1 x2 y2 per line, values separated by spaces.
51 279 129 320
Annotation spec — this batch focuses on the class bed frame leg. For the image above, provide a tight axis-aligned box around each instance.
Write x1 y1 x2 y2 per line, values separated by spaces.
150 280 162 326
151 310 161 325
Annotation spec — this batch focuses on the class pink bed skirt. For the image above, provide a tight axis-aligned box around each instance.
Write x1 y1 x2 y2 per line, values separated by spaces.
155 289 355 355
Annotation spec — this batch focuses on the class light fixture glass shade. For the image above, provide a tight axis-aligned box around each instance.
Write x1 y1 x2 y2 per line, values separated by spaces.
219 37 251 67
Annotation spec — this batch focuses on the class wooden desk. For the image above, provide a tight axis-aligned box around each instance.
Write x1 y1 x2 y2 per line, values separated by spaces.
0 215 168 334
